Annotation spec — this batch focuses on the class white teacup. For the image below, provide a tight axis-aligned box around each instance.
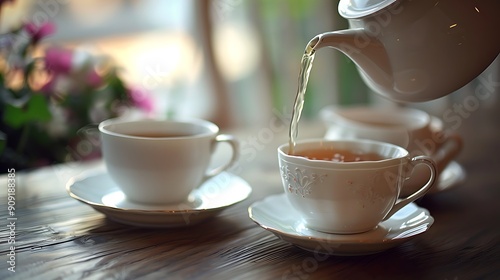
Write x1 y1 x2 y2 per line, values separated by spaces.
320 105 462 196
278 139 437 234
99 118 239 205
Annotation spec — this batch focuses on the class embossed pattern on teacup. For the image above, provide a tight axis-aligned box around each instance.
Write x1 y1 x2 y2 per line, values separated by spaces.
280 164 327 197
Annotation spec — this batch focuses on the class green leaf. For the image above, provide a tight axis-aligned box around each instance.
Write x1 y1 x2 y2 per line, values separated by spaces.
0 131 5 155
108 74 128 98
3 94 52 128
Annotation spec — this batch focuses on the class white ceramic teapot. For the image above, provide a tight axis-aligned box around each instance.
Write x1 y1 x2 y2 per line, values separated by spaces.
308 0 500 102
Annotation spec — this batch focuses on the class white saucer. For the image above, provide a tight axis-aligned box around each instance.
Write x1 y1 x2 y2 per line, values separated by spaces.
430 161 466 194
67 171 252 228
248 194 434 256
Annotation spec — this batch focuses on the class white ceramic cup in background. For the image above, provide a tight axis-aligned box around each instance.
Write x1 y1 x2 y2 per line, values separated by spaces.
278 139 437 234
320 105 462 197
99 118 239 205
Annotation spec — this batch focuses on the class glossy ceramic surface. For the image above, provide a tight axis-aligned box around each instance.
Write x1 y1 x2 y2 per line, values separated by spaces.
99 118 239 205
248 194 434 256
339 0 396 18
429 161 465 194
311 0 500 102
67 171 251 228
278 139 436 233
320 105 463 196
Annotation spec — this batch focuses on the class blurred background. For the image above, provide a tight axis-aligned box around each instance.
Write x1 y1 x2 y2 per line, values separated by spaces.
1 0 372 127
1 0 498 170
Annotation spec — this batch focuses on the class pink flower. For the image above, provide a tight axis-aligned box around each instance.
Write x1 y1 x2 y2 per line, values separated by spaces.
44 47 73 74
86 68 103 88
24 22 56 44
128 87 154 113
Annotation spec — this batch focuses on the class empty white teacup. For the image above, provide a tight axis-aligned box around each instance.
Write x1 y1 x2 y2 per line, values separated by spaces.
320 105 462 196
278 139 437 234
99 118 239 205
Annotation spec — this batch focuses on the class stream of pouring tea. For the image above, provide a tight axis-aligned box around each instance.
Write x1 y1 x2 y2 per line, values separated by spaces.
288 45 316 155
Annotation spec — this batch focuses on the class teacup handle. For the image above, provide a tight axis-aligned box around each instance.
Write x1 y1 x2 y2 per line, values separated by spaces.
202 134 239 181
383 156 437 221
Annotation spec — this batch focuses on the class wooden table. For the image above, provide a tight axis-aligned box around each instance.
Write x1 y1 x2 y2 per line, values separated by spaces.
1 105 500 280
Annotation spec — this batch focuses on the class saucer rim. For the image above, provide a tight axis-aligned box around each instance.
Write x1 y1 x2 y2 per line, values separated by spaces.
248 193 434 251
67 170 252 215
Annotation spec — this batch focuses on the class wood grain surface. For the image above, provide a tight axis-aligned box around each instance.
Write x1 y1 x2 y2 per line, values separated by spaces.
1 104 500 280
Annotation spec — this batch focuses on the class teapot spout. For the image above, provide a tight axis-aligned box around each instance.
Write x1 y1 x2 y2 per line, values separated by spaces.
307 29 392 94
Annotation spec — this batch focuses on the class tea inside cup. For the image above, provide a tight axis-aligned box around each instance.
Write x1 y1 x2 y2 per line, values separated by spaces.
99 118 239 205
320 106 462 197
278 139 436 234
